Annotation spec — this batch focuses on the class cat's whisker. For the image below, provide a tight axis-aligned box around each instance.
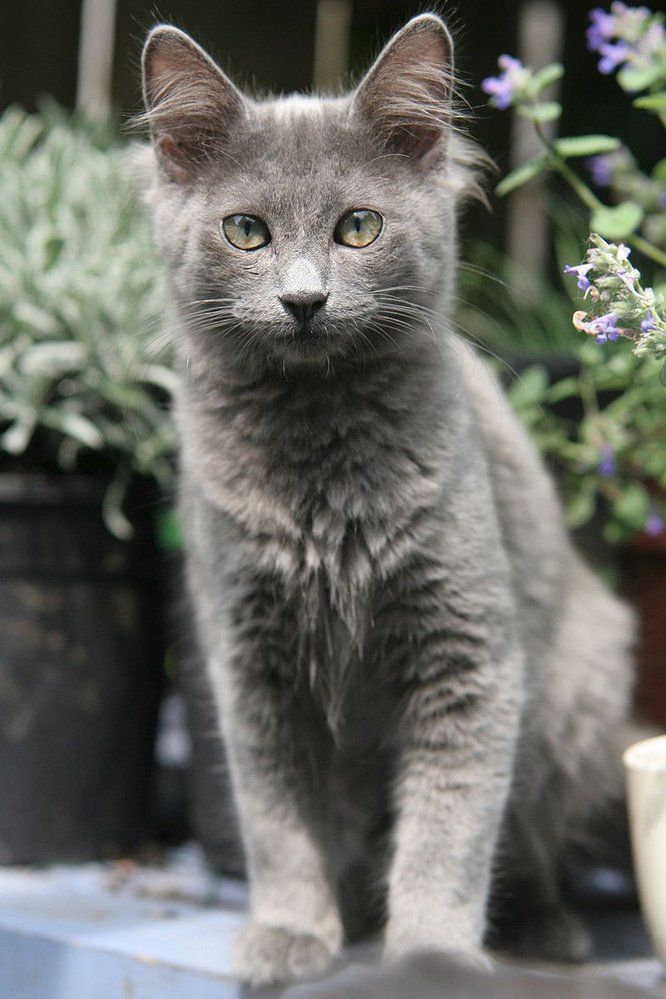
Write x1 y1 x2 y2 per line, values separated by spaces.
458 262 510 291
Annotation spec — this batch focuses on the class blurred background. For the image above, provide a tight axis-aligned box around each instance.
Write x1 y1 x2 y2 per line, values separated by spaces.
0 0 664 941
2 0 664 256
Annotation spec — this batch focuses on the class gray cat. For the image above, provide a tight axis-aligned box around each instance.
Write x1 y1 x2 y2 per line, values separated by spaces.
140 13 635 987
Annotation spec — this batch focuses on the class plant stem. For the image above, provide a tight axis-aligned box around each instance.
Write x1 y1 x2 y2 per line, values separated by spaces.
578 362 600 421
552 159 602 212
629 232 666 270
532 119 666 270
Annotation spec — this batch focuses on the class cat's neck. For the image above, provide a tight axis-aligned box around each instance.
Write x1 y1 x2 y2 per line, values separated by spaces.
183 334 447 446
177 332 458 540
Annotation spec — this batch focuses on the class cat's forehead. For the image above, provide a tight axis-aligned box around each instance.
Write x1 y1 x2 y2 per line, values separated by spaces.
247 93 357 171
209 95 395 217
256 93 344 127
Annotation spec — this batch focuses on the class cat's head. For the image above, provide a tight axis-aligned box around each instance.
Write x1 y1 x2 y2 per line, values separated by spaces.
141 15 479 372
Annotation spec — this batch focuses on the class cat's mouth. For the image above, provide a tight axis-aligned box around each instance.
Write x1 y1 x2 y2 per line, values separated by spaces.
269 314 351 365
278 314 328 343
287 319 321 338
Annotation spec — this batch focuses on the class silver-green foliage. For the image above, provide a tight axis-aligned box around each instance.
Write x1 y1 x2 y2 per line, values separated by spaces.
0 107 175 535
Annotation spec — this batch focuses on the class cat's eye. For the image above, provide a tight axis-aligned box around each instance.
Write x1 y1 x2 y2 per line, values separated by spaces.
334 209 383 248
222 214 271 251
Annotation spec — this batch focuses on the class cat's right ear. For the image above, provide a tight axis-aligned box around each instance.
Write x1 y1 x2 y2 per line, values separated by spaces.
141 26 245 183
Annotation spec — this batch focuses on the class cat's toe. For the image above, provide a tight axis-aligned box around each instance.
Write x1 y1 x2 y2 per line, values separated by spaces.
287 931 335 979
232 922 336 986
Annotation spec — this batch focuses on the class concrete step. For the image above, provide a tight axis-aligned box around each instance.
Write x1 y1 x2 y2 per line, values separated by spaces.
0 851 247 999
0 847 664 998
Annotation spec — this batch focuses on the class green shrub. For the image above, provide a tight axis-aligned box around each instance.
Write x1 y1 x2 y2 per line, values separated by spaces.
0 106 175 536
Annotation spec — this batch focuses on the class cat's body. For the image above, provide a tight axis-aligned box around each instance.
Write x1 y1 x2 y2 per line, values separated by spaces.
141 15 634 986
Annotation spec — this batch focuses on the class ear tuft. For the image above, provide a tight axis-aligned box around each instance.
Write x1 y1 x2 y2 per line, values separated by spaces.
353 14 454 162
141 25 244 183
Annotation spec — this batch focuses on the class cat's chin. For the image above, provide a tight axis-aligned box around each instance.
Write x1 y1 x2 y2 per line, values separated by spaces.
266 326 355 367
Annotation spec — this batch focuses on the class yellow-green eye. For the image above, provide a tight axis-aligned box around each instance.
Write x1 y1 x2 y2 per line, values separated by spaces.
222 214 271 250
334 209 383 248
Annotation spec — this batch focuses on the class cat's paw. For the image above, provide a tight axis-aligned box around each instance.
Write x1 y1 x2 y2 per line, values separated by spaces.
231 922 337 986
386 944 492 974
384 926 492 972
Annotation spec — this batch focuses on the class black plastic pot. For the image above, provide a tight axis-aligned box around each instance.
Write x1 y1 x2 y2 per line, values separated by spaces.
0 474 165 863
175 610 245 877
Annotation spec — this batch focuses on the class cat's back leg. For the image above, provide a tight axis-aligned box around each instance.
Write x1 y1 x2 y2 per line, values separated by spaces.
537 551 635 832
496 551 635 962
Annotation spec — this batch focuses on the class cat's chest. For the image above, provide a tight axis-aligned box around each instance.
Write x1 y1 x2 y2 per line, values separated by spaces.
237 427 404 591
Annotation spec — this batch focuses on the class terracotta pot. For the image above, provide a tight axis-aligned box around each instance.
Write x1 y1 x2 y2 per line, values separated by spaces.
621 528 666 729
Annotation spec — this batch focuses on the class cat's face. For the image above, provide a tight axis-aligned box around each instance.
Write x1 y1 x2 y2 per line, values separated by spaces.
142 16 467 371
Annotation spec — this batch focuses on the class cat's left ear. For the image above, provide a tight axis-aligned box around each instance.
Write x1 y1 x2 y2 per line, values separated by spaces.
352 14 453 164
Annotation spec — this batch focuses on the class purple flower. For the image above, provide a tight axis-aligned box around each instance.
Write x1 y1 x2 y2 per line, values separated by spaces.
587 8 616 52
482 55 527 110
598 443 617 477
597 40 630 74
498 55 524 72
588 4 663 76
592 312 620 343
563 262 594 291
617 267 639 293
640 312 657 332
587 155 614 187
481 74 514 109
645 509 664 537
587 149 635 188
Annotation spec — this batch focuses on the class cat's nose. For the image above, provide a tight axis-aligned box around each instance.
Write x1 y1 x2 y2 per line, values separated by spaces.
279 292 329 325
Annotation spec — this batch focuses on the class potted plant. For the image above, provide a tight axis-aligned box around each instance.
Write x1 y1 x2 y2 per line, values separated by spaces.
0 105 177 862
478 2 666 724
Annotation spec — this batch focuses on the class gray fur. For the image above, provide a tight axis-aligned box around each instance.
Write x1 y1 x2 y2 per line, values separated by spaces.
140 15 635 987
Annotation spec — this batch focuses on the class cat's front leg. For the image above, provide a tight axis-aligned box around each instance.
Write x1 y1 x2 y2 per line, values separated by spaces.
210 584 342 987
382 590 524 964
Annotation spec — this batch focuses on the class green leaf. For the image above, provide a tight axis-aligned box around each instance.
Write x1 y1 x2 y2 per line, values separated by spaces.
508 365 549 410
603 521 628 545
0 417 37 455
547 377 579 403
12 302 61 336
156 508 183 551
136 363 179 396
495 156 551 197
590 202 645 240
19 341 87 377
660 360 666 387
531 63 564 95
617 64 663 93
555 135 621 158
517 102 562 123
652 158 666 182
614 483 651 531
51 412 104 449
566 483 596 529
102 470 133 540
633 91 666 111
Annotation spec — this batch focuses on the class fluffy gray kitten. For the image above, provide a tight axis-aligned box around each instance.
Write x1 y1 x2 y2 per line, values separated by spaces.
140 14 634 987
